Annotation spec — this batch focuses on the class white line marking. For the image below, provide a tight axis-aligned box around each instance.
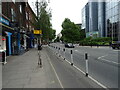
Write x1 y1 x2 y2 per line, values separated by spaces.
101 59 119 65
47 55 64 88
98 55 119 65
88 76 108 89
98 55 108 59
113 50 120 52
49 46 108 89
62 58 108 88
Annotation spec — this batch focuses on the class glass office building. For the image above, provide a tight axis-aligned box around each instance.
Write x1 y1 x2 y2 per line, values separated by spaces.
88 1 98 38
106 0 120 40
81 7 86 30
98 1 106 37
82 0 120 39
82 3 89 35
85 3 89 33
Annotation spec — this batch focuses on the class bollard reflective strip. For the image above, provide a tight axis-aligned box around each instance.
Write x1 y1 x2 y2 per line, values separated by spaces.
71 50 73 54
85 53 88 60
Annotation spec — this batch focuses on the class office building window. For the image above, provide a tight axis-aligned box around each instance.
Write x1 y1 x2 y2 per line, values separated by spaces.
19 5 22 13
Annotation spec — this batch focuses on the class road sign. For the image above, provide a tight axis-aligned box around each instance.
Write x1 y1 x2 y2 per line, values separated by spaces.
34 30 42 34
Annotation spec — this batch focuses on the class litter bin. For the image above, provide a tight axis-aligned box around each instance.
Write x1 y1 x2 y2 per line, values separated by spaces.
0 50 6 64
2 51 5 62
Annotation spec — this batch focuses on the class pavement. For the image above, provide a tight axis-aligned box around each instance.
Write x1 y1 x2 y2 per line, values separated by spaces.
2 46 61 88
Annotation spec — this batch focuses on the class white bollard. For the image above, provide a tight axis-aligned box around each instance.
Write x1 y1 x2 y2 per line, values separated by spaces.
58 47 61 57
85 53 88 77
4 51 7 64
71 50 73 66
56 47 58 55
63 48 65 60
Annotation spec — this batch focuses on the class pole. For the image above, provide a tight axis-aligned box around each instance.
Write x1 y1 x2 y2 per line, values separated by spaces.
85 53 88 77
71 50 73 66
56 47 57 55
63 48 65 60
59 47 60 57
4 51 7 64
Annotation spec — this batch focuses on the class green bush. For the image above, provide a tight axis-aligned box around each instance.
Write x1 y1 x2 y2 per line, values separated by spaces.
79 37 112 46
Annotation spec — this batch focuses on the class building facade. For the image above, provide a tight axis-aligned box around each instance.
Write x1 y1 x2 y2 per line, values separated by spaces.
82 0 120 40
81 3 89 35
105 0 120 41
1 1 37 56
88 1 98 38
98 0 106 37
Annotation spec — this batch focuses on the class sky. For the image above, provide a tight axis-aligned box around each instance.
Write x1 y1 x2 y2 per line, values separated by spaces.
28 0 88 35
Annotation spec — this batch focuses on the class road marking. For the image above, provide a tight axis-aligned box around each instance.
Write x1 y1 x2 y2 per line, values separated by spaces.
49 46 109 89
100 59 119 65
74 50 83 54
65 59 108 89
88 76 108 89
98 55 108 59
113 50 120 52
47 54 64 88
98 55 119 65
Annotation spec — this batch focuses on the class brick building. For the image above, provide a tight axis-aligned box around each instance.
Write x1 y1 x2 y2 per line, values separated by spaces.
1 1 37 56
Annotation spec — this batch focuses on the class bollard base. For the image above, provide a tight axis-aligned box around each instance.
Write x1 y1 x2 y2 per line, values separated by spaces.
71 63 73 66
86 73 88 77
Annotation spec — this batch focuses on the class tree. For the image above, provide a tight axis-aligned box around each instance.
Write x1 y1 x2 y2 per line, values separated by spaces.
35 0 53 43
61 18 80 43
79 29 86 41
49 29 56 41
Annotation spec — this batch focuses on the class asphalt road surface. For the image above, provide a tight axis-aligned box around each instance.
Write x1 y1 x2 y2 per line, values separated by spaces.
45 47 102 88
49 43 119 88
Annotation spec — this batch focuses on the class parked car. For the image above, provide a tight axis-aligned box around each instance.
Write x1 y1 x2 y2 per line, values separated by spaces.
111 41 120 49
65 43 75 48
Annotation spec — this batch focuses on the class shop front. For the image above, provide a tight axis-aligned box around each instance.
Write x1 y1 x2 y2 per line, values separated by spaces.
0 16 14 56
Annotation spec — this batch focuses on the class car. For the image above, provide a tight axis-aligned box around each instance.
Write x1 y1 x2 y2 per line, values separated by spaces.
111 41 120 49
65 43 75 48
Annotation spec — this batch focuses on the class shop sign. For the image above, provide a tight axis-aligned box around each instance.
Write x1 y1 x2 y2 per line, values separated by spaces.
0 17 10 26
34 30 42 34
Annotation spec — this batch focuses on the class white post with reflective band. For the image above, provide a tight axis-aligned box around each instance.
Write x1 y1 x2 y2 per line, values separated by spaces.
56 47 58 55
59 47 60 57
85 53 88 77
63 48 65 60
4 51 7 64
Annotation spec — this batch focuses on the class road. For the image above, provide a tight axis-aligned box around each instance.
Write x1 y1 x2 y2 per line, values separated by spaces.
45 47 102 88
49 43 119 88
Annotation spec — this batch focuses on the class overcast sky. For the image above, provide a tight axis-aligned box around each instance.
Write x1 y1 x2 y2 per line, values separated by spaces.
28 0 88 35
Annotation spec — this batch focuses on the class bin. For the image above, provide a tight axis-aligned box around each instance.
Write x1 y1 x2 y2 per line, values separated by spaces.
0 50 6 64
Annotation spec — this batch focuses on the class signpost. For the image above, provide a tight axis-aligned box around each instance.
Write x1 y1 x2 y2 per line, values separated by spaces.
34 30 42 45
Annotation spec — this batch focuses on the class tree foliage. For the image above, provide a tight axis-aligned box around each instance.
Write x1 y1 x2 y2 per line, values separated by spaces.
35 0 55 43
61 18 81 43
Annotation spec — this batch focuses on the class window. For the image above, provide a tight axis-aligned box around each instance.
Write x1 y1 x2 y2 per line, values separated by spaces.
19 5 22 13
11 8 16 22
26 12 28 20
